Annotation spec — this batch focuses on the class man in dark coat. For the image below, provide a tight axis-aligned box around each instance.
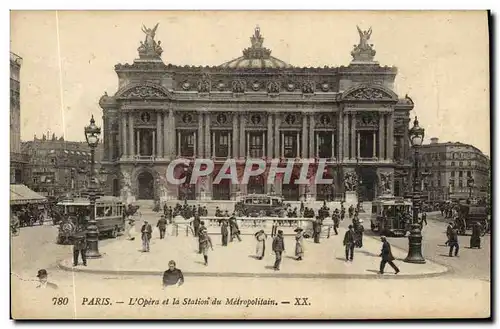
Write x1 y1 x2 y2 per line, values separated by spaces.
36 269 58 289
445 222 454 246
448 226 460 257
343 225 355 261
220 218 229 246
379 236 400 274
312 217 322 243
272 230 285 271
340 206 346 221
470 222 482 249
156 215 167 239
198 221 206 253
332 209 340 235
141 220 153 252
192 214 201 237
162 260 184 288
421 212 428 227
229 215 241 242
72 231 87 266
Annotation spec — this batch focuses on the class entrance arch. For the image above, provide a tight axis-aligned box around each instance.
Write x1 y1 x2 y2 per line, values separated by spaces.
137 171 154 200
358 167 378 201
282 167 300 201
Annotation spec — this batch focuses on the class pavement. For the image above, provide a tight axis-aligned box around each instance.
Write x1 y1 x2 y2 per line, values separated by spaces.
58 223 449 278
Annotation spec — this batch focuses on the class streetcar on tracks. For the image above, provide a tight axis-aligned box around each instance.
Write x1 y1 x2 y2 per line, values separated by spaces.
235 194 286 217
55 196 125 244
370 196 412 237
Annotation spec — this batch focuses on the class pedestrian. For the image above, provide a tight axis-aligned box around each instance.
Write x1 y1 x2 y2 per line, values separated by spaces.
198 222 206 253
199 230 213 266
343 224 355 262
421 212 428 226
192 213 201 237
448 225 459 257
126 215 136 241
340 206 345 221
255 229 267 260
162 260 184 288
229 216 242 242
271 220 278 237
72 231 87 267
141 220 152 252
378 236 400 275
332 210 340 235
221 218 229 246
156 215 167 239
470 222 481 249
445 222 454 246
313 217 322 243
294 227 304 261
272 230 285 271
36 269 58 289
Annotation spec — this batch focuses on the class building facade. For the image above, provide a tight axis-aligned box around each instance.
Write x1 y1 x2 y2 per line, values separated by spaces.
418 137 490 202
10 52 29 184
100 26 414 202
22 135 104 197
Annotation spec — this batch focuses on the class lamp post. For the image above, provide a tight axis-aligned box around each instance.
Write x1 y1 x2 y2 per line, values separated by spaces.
467 175 475 203
404 117 426 264
84 115 102 259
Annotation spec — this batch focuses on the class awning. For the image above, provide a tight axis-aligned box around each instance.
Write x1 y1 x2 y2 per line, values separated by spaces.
10 184 47 205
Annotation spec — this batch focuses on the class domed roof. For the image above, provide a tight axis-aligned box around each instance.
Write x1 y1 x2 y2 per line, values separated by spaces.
219 27 292 69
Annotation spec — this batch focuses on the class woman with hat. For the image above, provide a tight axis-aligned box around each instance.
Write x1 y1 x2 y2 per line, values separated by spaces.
254 229 267 260
294 228 305 261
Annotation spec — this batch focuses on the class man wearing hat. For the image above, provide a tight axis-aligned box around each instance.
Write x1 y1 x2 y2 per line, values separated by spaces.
36 269 58 289
272 230 285 271
141 219 152 252
72 230 87 267
332 209 340 235
157 215 168 239
379 236 400 274
312 217 322 244
343 224 356 261
162 260 184 288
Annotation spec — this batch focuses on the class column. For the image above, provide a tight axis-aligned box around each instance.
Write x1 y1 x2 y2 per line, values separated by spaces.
152 131 156 158
343 112 349 160
156 112 162 158
128 113 134 157
163 112 169 159
169 109 175 158
136 130 140 156
228 133 232 158
246 132 250 158
119 115 125 158
302 115 308 158
315 134 319 158
239 115 246 158
211 132 215 157
274 114 280 158
387 113 394 160
403 119 409 161
177 131 181 157
263 132 266 157
233 114 239 158
331 132 335 159
350 113 356 159
357 132 360 159
295 132 300 157
197 113 204 157
337 111 342 161
379 114 385 160
372 131 377 158
107 119 113 161
308 114 315 158
280 132 284 158
194 131 197 156
267 114 273 158
205 113 211 158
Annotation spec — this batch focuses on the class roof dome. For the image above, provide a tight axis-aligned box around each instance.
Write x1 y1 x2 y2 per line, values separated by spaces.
219 26 292 69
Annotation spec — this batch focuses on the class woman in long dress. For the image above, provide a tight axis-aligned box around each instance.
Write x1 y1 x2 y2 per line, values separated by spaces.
294 228 305 261
255 230 267 260
470 222 481 249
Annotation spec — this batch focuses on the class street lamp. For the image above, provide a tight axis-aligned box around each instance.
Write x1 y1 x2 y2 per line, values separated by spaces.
467 175 475 203
404 116 426 264
84 115 102 259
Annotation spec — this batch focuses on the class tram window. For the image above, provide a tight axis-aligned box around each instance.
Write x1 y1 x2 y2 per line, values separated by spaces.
371 205 377 214
245 199 253 204
96 207 105 217
264 199 270 205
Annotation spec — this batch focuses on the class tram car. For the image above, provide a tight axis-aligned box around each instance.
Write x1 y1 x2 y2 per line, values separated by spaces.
370 196 412 237
56 196 126 244
237 194 286 217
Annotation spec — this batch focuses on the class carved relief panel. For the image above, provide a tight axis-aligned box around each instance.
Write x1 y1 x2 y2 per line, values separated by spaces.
315 113 337 129
281 112 302 128
211 112 234 128
246 113 268 127
133 111 157 126
175 111 199 128
356 112 380 129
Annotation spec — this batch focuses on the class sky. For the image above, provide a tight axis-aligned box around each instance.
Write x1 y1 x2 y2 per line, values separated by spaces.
10 10 490 154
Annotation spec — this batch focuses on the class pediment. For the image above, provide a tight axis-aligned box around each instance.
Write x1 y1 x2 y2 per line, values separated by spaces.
341 84 398 102
116 83 171 99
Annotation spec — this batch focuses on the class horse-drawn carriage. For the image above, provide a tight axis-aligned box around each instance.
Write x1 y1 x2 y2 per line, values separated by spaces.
455 204 489 236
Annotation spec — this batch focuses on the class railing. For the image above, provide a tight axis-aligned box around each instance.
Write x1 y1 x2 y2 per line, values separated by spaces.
199 216 316 228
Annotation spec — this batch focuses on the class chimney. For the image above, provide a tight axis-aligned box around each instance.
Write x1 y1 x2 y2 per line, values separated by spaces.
430 137 439 144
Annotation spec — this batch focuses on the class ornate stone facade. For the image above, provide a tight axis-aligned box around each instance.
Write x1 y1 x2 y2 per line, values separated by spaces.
100 25 414 202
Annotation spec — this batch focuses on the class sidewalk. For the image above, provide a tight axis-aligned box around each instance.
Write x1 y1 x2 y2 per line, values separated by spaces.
59 226 449 279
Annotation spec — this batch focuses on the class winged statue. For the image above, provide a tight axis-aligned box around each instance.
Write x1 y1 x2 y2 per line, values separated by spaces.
357 25 372 49
141 23 159 49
